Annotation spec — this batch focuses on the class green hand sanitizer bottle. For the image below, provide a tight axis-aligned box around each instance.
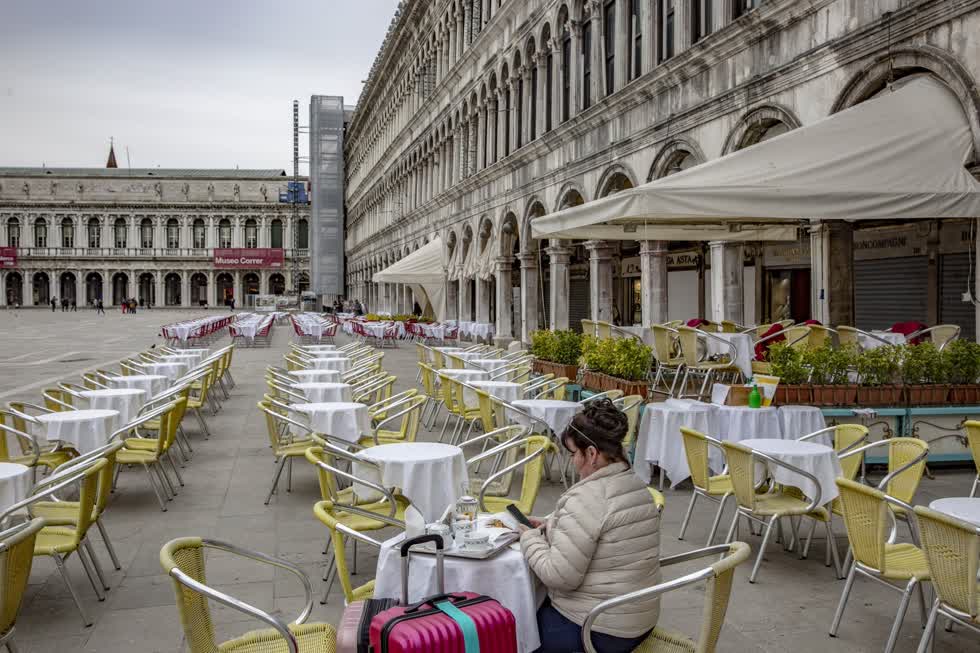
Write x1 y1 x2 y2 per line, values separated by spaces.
748 384 762 409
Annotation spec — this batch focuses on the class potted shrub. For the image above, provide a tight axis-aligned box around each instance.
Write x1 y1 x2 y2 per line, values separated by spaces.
805 345 858 407
530 330 582 380
943 339 980 404
767 343 812 405
855 345 904 406
580 336 654 398
902 342 950 406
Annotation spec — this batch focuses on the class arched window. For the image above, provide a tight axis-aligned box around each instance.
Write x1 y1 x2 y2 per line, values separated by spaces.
193 218 206 248
87 217 100 248
296 219 309 249
244 218 258 248
140 218 153 248
61 217 74 248
219 218 232 248
270 219 284 248
114 218 127 248
7 218 19 247
34 218 47 248
166 218 180 248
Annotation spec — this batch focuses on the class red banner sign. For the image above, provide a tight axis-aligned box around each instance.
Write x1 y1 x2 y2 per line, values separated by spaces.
0 247 16 269
213 248 284 269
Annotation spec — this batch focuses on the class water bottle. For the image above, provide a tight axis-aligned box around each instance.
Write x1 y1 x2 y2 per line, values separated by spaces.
748 384 762 409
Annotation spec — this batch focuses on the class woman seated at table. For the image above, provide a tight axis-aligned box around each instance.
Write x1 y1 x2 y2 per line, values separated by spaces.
520 399 660 653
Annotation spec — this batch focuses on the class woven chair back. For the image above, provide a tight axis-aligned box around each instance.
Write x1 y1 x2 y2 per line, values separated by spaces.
697 542 751 652
835 424 869 481
913 505 979 618
0 519 44 638
885 438 928 503
835 478 888 572
720 442 756 511
963 421 980 476
681 428 713 492
160 538 218 653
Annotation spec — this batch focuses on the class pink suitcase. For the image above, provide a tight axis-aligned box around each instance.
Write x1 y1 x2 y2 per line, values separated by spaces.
368 534 518 653
336 595 397 653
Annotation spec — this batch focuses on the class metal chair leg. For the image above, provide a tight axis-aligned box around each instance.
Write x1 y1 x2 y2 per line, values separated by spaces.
143 464 168 511
883 580 918 653
53 555 92 626
829 563 858 637
75 547 105 601
915 599 940 653
677 491 699 541
749 517 775 583
287 457 293 492
83 538 110 591
265 457 288 504
194 408 211 438
707 494 730 546
97 519 123 571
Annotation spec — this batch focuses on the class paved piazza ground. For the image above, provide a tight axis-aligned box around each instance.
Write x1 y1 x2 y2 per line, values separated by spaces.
0 307 975 652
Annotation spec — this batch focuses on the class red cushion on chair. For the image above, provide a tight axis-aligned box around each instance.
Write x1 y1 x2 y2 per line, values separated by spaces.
890 321 928 345
754 324 785 361
686 318 707 328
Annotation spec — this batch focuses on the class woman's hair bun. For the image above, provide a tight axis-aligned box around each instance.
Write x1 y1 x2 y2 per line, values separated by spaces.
580 398 628 443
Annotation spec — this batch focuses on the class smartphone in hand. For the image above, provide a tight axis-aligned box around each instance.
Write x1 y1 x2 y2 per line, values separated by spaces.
506 503 534 528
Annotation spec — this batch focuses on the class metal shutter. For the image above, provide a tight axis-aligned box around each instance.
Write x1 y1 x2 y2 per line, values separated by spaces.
569 278 591 333
940 253 976 341
855 257 928 330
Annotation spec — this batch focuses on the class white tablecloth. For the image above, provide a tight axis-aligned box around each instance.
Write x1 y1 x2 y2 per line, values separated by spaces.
509 400 582 435
453 351 489 362
0 463 33 514
619 326 653 346
301 345 337 352
422 324 446 341
291 402 370 443
432 347 464 354
292 382 353 404
705 333 754 379
859 330 906 350
374 532 543 653
469 322 495 340
467 359 509 373
80 389 146 427
306 351 347 359
741 438 842 505
310 357 350 372
159 352 205 366
708 405 783 471
464 381 523 410
437 368 490 386
355 442 468 521
35 409 119 454
287 369 342 383
777 406 827 444
634 402 718 487
929 497 980 526
108 374 168 399
140 362 189 383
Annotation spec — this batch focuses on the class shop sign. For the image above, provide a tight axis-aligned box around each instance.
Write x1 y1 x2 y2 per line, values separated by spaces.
764 240 810 267
213 248 284 269
939 220 973 255
853 226 924 261
0 247 16 269
620 250 702 277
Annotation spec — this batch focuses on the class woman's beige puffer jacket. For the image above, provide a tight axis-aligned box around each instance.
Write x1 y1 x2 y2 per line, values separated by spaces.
521 461 661 638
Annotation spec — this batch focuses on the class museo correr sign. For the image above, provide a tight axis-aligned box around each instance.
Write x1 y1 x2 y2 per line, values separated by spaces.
0 247 16 269
213 248 284 269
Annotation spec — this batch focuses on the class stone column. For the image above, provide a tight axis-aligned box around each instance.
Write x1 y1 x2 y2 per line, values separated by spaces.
459 277 472 321
591 1 607 100
615 0 630 86
534 52 547 137
810 222 854 327
639 240 669 326
519 252 539 343
456 12 465 60
383 282 391 314
709 241 744 325
585 240 615 322
475 277 490 323
570 21 583 116
494 257 514 344
642 0 656 73
445 277 458 320
476 103 487 170
182 271 191 307
546 243 571 330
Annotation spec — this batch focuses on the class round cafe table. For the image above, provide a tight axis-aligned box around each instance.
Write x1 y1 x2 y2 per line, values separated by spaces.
373 529 543 653
354 442 468 522
0 463 33 516
301 345 337 352
291 402 370 444
929 497 980 527
437 368 489 387
509 399 582 436
305 351 347 359
292 382 353 404
777 406 828 444
466 358 509 373
159 352 205 366
464 380 522 410
35 409 120 455
287 369 342 383
310 357 350 373
708 405 783 472
741 438 843 504
107 375 169 400
80 388 147 427
140 362 190 383
634 401 717 488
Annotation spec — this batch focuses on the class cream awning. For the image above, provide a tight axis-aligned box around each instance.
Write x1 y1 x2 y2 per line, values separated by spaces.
532 76 980 240
373 238 446 320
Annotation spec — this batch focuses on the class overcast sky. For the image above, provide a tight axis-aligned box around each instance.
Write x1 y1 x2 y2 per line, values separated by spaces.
0 0 400 171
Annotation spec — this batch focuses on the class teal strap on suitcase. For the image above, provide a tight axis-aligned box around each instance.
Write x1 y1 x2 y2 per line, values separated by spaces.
435 600 480 653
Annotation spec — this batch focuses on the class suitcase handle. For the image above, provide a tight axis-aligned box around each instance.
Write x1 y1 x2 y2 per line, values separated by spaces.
400 534 445 604
403 593 470 614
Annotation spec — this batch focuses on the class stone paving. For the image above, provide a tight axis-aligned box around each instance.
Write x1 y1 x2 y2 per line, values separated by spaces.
1 308 976 652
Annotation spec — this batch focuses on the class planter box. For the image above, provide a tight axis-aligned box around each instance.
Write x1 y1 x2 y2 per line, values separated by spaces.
772 385 813 406
581 370 651 399
811 384 859 407
906 384 950 406
949 384 980 405
533 359 579 381
857 385 905 407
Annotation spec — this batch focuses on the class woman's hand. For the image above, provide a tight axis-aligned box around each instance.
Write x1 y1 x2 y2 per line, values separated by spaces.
519 516 545 534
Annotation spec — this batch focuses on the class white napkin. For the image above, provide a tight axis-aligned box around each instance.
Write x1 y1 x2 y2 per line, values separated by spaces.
405 504 425 540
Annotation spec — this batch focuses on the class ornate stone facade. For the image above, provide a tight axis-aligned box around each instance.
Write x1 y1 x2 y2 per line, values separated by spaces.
0 168 311 307
346 0 980 343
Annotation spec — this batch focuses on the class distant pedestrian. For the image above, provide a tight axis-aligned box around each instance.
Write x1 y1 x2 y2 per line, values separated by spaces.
61 298 68 312
412 300 422 317
96 299 105 315
230 297 236 311
70 299 77 312
50 297 56 312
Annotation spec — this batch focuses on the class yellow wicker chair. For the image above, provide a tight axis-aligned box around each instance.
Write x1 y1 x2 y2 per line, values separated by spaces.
113 400 183 511
367 390 419 424
1 407 75 474
467 433 554 515
535 376 569 400
829 479 930 653
648 488 666 514
614 395 644 452
581 319 598 337
722 440 823 583
676 327 743 400
651 325 685 397
42 388 76 412
160 536 337 653
908 324 961 351
0 518 45 652
436 372 466 443
596 321 613 339
81 372 109 389
362 394 426 447
581 542 751 653
751 325 811 376
963 420 980 497
912 505 980 652
678 427 733 545
257 401 317 505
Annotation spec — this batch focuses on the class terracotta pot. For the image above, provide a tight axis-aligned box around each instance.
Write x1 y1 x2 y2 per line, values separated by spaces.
773 385 813 406
857 385 904 407
906 384 950 406
533 359 579 381
581 370 650 399
949 384 980 405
